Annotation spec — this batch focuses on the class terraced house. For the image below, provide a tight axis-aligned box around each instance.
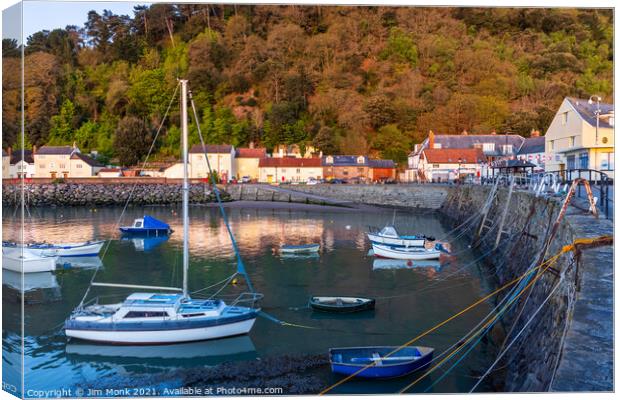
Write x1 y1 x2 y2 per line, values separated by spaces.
33 145 103 178
322 155 370 182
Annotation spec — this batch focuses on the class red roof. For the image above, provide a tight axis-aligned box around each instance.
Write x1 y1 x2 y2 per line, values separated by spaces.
422 148 487 164
236 148 267 158
189 144 233 154
259 158 322 168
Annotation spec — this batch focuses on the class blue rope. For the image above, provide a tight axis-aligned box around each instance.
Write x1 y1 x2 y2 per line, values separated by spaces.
420 269 536 393
188 88 255 294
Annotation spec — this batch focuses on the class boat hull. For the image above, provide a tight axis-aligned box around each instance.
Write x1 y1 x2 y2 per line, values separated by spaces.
65 317 256 344
310 297 375 313
119 228 171 236
372 244 440 260
281 244 320 254
2 250 56 273
367 233 425 248
329 346 434 379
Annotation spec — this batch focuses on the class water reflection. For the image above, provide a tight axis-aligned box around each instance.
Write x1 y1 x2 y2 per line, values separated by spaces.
121 235 169 252
65 335 257 367
372 259 442 272
58 257 103 270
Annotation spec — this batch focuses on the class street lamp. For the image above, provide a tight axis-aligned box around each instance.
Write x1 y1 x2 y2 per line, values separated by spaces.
589 95 602 171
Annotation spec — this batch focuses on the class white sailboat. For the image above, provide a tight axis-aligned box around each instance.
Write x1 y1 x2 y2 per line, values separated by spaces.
3 240 104 257
65 80 261 344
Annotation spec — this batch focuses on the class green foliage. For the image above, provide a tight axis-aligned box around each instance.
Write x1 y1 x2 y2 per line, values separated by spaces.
9 5 612 166
381 28 418 67
372 124 411 165
48 99 77 145
113 116 153 166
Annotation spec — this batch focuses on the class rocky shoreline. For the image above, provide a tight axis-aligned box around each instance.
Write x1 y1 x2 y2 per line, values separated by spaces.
2 183 229 207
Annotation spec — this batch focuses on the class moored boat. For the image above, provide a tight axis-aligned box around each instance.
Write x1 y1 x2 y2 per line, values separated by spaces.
119 215 173 236
2 247 57 273
367 226 433 248
3 240 104 257
310 296 375 313
372 244 440 260
280 244 320 254
329 346 434 379
65 79 262 345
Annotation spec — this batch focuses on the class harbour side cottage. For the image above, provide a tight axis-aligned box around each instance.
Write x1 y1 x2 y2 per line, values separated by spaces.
544 97 614 177
234 147 267 181
368 159 397 182
34 145 102 178
418 148 487 182
9 148 35 178
258 157 323 183
188 144 236 182
322 155 370 182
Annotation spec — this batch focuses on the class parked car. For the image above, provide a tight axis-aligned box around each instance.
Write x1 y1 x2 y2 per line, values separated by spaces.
307 178 319 185
330 179 347 184
241 176 251 183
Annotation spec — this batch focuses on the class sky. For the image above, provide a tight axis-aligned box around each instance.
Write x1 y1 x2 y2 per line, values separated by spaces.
3 1 147 41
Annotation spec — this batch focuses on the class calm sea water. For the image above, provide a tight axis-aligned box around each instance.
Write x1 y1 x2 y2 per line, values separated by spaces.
3 203 500 396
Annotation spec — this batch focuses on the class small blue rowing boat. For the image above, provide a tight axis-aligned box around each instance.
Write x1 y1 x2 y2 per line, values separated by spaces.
329 346 434 379
119 215 173 236
280 244 320 254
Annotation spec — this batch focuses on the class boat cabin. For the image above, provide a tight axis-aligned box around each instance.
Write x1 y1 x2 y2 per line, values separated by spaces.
379 226 399 238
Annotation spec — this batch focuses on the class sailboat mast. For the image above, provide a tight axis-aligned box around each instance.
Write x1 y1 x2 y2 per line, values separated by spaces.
180 79 189 298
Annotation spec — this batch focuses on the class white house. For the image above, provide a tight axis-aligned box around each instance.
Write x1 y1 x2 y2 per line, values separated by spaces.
69 152 104 177
418 148 487 182
258 157 323 183
9 149 35 178
406 131 525 182
188 144 236 182
34 145 78 178
2 149 11 179
544 97 614 177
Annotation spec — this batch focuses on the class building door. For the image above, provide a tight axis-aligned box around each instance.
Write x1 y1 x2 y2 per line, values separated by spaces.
50 172 57 179
267 175 273 183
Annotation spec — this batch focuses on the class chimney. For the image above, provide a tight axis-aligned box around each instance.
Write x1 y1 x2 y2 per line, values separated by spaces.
428 130 435 149
73 141 77 149
531 129 540 137
491 129 497 135
461 129 468 136
7 146 11 157
32 145 37 155
249 141 255 149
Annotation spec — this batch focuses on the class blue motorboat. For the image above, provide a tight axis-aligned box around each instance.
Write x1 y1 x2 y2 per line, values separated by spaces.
329 346 434 379
119 215 173 236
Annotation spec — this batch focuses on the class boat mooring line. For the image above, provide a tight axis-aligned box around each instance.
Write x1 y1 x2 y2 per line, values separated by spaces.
320 243 572 395
469 267 568 393
397 253 562 394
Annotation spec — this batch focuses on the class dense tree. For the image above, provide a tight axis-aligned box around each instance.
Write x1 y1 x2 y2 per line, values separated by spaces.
113 116 153 166
2 5 613 164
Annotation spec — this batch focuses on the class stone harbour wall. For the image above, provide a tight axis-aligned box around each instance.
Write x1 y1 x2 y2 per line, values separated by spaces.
2 183 228 207
440 185 612 392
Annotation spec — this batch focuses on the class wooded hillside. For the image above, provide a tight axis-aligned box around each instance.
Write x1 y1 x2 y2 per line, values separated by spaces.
2 5 613 166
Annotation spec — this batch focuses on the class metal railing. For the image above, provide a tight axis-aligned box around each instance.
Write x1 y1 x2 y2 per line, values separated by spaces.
482 169 613 219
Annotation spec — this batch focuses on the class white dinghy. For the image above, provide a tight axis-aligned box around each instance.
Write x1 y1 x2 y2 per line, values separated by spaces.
2 247 56 273
371 243 441 261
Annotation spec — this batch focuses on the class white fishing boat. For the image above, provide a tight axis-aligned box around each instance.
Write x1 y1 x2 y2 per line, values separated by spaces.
2 247 57 273
65 80 262 344
367 226 431 248
3 240 104 257
280 244 320 254
371 243 440 260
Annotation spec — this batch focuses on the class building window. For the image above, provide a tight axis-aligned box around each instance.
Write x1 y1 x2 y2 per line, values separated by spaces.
39 164 46 169
579 152 589 169
296 168 301 173
482 143 495 152
325 156 333 164
433 164 440 168
343 170 349 175
602 136 608 144
561 112 568 125
569 137 575 147
59 163 66 169
357 156 365 164
567 155 575 170
50 162 55 168
501 145 513 154
281 168 286 173
76 164 82 168
550 140 554 151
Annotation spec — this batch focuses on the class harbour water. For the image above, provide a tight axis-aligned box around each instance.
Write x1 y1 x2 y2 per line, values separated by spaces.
3 203 501 395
